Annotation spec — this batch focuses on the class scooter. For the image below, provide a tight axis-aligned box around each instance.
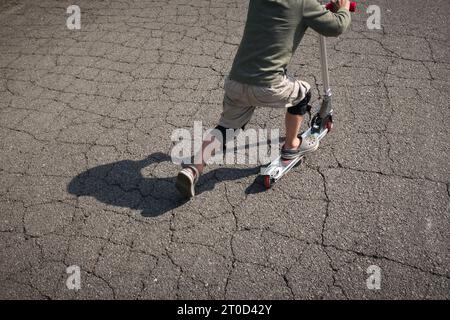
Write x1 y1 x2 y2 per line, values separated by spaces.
260 1 356 189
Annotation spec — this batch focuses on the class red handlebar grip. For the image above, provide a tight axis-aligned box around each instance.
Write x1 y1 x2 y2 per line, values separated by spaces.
325 1 357 12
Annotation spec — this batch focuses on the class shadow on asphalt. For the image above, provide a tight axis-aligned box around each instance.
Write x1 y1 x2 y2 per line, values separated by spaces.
67 152 266 217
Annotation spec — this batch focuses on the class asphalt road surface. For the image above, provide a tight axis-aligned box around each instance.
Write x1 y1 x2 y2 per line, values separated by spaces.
0 0 449 299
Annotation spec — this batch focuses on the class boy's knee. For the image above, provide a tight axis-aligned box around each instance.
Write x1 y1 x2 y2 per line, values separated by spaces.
214 124 247 152
213 124 246 141
213 125 228 141
287 91 311 116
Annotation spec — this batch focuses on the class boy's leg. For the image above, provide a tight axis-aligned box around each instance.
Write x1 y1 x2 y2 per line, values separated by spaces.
246 75 313 158
175 125 240 198
281 89 320 160
175 133 222 198
284 112 304 150
187 120 245 174
193 78 254 174
176 78 254 198
192 131 223 174
284 88 311 149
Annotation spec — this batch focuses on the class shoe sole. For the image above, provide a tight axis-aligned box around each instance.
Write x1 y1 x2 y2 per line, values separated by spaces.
176 171 195 198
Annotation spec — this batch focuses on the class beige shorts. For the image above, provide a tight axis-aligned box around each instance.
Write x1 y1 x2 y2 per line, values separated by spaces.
218 75 311 129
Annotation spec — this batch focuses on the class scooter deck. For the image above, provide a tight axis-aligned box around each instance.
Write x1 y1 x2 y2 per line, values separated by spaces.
261 126 329 188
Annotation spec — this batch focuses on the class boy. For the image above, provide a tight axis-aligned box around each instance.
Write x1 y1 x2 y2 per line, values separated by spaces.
176 0 352 198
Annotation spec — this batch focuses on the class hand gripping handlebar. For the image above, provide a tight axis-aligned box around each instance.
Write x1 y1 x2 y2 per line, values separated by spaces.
325 1 357 12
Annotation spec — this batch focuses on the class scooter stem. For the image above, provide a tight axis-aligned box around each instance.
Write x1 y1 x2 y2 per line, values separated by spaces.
318 0 357 118
318 34 332 119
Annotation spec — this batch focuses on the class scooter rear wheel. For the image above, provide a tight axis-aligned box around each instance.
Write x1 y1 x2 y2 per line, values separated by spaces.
263 175 272 189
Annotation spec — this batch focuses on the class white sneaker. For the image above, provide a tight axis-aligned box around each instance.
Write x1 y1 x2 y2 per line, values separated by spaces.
281 134 319 160
175 165 199 198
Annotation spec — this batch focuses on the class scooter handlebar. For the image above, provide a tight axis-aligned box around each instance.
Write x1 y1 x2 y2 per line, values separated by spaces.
325 1 357 13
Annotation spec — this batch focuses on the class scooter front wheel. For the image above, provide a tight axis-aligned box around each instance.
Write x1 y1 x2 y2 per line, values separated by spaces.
325 117 333 132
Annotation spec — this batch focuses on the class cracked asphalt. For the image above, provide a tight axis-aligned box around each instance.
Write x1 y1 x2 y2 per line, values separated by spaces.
0 0 449 299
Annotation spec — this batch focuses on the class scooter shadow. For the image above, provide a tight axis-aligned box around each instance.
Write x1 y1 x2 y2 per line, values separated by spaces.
67 152 266 217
